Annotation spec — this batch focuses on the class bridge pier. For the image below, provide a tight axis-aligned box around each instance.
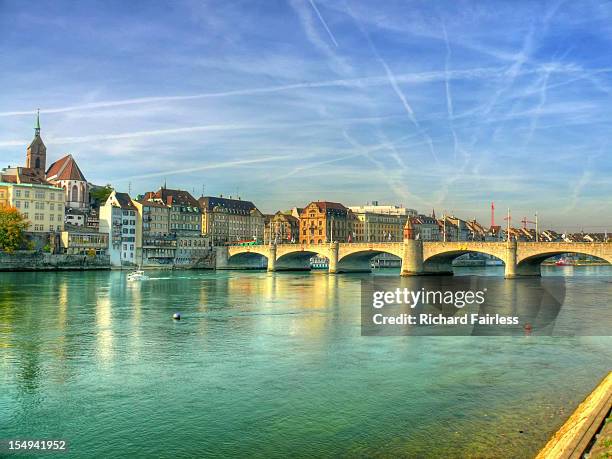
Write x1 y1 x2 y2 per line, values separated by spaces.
267 245 277 272
328 242 339 274
400 239 424 276
504 240 541 278
504 240 518 278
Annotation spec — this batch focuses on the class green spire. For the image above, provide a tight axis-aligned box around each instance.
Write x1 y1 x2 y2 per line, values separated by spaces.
35 109 40 136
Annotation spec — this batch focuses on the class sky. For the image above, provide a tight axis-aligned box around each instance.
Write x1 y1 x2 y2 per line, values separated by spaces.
1 0 612 230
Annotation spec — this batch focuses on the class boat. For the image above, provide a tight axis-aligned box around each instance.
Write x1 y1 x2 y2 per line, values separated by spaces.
555 258 572 266
127 269 149 281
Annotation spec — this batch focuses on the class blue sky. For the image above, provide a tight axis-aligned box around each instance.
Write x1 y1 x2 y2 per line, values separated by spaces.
1 0 611 230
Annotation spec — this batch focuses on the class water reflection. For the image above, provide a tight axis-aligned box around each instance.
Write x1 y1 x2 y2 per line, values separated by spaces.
1 269 611 458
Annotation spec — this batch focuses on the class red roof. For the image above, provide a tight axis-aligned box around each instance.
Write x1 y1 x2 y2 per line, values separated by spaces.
46 155 86 182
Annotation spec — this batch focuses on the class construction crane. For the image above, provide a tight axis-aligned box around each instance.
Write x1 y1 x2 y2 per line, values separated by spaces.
520 214 539 242
521 216 536 229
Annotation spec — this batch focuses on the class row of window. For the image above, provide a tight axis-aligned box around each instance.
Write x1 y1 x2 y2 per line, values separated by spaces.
14 189 61 200
170 223 200 231
14 200 62 211
32 224 62 232
171 214 199 221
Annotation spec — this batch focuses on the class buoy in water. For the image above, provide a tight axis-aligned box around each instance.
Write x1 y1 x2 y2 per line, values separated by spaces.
173 313 181 320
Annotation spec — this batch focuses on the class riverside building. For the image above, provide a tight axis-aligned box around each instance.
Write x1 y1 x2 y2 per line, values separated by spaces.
0 181 65 233
299 201 354 244
99 191 137 266
198 195 265 244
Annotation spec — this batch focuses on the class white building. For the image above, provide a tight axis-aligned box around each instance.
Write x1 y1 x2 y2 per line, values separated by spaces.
348 203 418 217
99 191 137 267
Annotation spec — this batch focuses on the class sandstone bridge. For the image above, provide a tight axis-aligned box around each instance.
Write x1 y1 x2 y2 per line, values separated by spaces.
215 241 612 278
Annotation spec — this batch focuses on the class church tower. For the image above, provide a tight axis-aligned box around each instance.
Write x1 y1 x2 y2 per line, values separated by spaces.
26 110 46 175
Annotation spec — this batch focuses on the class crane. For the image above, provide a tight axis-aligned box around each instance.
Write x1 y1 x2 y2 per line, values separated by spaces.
521 216 536 229
520 213 539 242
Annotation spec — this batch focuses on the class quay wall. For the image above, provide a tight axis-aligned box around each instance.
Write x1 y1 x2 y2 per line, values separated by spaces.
0 250 217 271
0 251 111 271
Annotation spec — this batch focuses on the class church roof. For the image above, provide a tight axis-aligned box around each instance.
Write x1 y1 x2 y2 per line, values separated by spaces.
46 154 87 182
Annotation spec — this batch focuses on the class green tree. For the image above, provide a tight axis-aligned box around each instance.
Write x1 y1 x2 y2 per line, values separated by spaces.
90 184 114 205
0 206 29 253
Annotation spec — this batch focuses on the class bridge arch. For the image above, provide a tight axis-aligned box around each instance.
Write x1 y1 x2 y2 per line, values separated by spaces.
275 250 329 271
423 242 507 275
336 249 401 272
336 244 404 273
225 247 269 270
517 249 612 276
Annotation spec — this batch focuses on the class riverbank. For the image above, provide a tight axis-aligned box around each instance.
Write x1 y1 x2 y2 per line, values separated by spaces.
0 251 110 271
536 371 612 458
0 251 216 271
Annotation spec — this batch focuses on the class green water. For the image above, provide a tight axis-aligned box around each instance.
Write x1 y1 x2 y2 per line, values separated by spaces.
1 267 611 458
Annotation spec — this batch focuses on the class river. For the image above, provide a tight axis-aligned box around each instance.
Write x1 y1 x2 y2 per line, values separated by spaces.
1 266 611 457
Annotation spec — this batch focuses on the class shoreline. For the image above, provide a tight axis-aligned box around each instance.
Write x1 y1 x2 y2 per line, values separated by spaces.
536 371 612 458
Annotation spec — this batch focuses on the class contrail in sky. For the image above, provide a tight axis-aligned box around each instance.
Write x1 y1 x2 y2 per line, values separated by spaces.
115 155 294 181
307 0 338 47
0 68 502 118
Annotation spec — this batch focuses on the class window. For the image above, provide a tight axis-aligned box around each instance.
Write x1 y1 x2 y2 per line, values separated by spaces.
24 191 30 198
15 201 20 208
24 201 29 209
15 190 21 197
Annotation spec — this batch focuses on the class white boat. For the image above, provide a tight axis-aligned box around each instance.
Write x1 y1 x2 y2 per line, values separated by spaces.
127 270 148 281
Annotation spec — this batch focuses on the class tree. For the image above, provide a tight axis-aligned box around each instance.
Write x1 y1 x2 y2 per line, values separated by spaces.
90 184 114 205
0 206 29 253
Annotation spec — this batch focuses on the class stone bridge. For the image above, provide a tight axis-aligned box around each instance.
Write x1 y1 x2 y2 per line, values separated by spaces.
215 240 612 278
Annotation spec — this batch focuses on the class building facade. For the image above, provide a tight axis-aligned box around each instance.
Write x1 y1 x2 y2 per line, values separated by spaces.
143 188 211 265
133 199 176 266
264 211 300 244
99 191 137 266
299 201 354 244
0 181 65 233
144 188 201 234
0 185 8 208
198 196 265 244
411 215 441 241
349 204 418 217
60 228 108 255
